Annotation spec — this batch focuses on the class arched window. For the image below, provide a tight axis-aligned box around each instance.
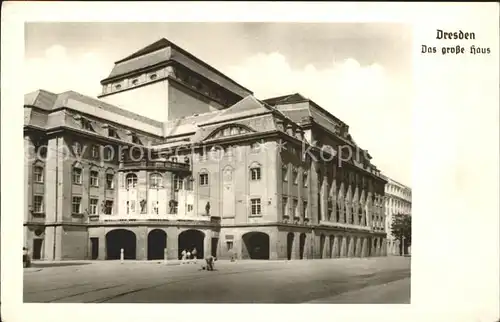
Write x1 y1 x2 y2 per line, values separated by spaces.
126 173 138 189
72 162 83 184
249 162 261 181
150 173 163 189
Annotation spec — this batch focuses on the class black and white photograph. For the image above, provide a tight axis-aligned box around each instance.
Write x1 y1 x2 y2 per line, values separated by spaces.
1 2 499 322
21 22 412 304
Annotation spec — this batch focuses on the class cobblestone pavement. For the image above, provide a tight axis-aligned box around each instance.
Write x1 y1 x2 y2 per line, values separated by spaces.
24 256 411 303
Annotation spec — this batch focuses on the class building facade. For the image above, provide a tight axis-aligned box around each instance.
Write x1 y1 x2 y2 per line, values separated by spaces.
383 176 412 255
24 38 388 261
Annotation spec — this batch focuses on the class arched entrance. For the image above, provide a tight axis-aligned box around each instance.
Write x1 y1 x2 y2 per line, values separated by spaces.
287 232 294 260
320 234 326 259
178 229 205 259
148 229 167 260
242 232 270 260
299 233 306 259
106 229 136 260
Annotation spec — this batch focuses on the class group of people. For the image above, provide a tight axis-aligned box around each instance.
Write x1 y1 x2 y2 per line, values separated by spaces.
180 247 217 271
181 248 198 264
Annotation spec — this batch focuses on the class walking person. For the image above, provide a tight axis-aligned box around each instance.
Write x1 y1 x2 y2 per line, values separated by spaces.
181 249 187 264
186 250 191 263
192 247 197 264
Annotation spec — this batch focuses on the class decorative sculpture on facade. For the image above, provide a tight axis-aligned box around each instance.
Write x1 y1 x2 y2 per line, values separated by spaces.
205 202 210 216
140 199 147 214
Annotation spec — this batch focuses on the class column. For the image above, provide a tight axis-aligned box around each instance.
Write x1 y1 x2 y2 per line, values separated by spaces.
136 226 147 260
331 235 339 258
356 237 362 257
347 236 355 257
98 235 106 260
269 230 279 260
204 230 212 258
167 229 179 260
361 237 368 257
323 235 330 259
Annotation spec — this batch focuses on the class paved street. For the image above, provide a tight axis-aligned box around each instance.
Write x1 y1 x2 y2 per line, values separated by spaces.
24 257 410 303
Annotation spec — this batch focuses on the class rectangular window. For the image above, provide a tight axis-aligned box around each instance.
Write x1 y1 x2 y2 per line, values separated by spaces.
303 200 308 218
174 176 184 190
72 168 82 184
104 200 113 215
187 204 193 212
303 171 308 187
199 173 209 186
33 166 44 183
89 198 98 215
226 241 234 251
250 167 261 180
282 197 288 217
91 145 99 158
90 170 99 187
72 196 82 214
106 173 114 189
250 198 262 215
33 195 44 213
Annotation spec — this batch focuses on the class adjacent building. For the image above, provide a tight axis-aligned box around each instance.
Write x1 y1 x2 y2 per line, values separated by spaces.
382 175 412 255
24 38 388 261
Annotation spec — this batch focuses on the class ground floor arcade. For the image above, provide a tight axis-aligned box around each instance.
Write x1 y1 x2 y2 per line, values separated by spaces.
24 223 387 261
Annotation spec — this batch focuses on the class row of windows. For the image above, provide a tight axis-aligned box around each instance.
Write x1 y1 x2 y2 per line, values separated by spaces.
32 195 113 215
72 142 115 159
72 167 115 189
71 197 113 215
124 173 194 191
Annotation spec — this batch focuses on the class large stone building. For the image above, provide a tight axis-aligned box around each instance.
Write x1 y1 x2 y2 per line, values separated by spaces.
24 38 388 261
382 176 412 255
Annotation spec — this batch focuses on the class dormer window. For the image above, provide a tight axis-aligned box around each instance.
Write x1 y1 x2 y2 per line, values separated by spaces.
81 118 94 131
131 134 142 145
108 127 120 139
115 84 122 90
150 74 157 80
132 79 139 85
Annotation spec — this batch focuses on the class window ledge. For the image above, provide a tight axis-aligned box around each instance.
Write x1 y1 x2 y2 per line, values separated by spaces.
32 212 45 217
72 213 84 217
249 214 263 218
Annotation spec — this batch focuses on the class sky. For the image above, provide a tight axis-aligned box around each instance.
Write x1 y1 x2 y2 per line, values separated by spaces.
25 22 412 186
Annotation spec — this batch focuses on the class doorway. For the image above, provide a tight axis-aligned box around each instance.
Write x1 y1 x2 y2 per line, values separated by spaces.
211 237 218 257
90 238 99 260
33 239 43 260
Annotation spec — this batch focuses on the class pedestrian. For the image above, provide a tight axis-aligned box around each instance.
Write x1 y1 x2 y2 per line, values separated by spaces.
205 255 216 271
181 249 187 264
186 250 191 263
192 247 198 264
